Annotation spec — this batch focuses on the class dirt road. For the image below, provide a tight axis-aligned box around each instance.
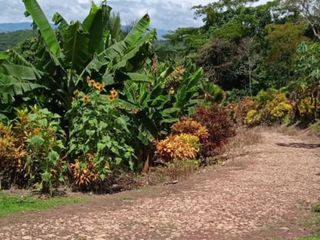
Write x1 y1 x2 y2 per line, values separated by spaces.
0 129 319 240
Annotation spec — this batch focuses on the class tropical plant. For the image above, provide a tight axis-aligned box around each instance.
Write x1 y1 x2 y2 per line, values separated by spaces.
68 82 136 188
0 122 27 189
171 118 209 142
15 106 66 195
118 62 208 167
244 110 262 126
0 0 156 119
192 105 236 157
295 42 320 120
0 51 43 114
155 134 200 162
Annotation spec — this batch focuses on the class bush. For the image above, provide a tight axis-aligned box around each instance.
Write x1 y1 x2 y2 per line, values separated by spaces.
297 97 315 119
155 134 200 162
226 97 256 125
171 118 209 141
192 105 236 157
264 93 293 123
68 83 136 189
15 107 66 195
245 110 262 127
70 153 101 189
239 97 257 121
165 65 186 89
0 123 27 189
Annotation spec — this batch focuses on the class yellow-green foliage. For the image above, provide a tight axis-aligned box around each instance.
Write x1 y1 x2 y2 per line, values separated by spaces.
255 88 278 106
0 123 26 171
165 65 186 89
155 134 200 162
171 118 209 141
297 97 315 117
264 93 293 121
177 133 201 150
239 97 256 119
245 110 262 127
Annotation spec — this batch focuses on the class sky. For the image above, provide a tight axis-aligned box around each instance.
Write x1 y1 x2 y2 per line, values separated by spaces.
0 0 215 30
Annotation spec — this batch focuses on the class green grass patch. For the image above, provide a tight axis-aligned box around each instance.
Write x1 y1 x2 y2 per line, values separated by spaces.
0 192 88 217
294 203 320 240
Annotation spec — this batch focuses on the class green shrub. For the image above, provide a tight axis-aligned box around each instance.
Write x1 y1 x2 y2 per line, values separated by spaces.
16 106 66 195
68 84 136 189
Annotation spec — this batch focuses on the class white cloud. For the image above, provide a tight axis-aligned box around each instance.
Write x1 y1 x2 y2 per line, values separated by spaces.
0 0 213 30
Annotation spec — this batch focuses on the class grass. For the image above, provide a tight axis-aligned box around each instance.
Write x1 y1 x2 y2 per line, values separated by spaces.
294 204 320 240
0 192 87 217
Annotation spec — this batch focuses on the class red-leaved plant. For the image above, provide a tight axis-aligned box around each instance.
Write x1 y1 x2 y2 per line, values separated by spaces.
192 105 236 157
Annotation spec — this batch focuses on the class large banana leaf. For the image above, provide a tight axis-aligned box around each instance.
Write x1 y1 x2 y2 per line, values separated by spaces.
83 3 111 54
125 14 151 46
23 0 61 58
0 64 44 103
52 12 69 29
110 30 156 71
63 22 90 73
8 49 42 78
80 14 154 78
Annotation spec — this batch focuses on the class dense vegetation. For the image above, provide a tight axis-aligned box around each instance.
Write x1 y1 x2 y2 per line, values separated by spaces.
162 0 320 126
0 0 229 195
0 0 319 196
0 30 34 51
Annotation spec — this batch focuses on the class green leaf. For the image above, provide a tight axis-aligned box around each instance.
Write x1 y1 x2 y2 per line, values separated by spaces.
0 51 8 61
23 0 61 57
63 22 90 73
48 150 59 162
127 72 151 83
28 135 45 147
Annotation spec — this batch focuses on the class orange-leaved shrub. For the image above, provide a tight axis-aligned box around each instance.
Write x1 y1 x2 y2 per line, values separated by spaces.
192 105 236 157
171 118 209 141
238 97 256 121
70 153 109 189
0 122 27 188
155 134 200 161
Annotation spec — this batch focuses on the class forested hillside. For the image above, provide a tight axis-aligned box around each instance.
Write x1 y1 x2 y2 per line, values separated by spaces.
0 30 34 51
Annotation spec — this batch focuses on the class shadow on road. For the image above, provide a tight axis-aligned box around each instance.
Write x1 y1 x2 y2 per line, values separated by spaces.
276 142 320 149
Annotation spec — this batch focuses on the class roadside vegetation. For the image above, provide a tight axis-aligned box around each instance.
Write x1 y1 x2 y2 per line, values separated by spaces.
0 1 319 230
0 192 86 217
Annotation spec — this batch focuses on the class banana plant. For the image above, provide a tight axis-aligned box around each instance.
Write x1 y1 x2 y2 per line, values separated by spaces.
117 62 205 152
0 49 44 117
2 0 155 116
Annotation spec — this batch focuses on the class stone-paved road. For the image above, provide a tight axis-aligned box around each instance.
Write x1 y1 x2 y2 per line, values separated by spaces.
0 129 320 240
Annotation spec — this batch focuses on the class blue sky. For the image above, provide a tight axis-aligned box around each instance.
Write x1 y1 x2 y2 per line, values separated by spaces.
0 0 214 30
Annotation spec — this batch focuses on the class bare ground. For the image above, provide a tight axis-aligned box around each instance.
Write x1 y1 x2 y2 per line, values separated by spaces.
0 128 320 240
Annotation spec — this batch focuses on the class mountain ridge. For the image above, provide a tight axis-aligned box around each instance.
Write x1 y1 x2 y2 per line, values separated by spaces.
0 22 170 38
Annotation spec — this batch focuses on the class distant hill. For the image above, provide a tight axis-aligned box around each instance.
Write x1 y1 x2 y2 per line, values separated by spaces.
0 22 32 32
0 22 169 36
0 30 34 51
0 22 170 51
156 29 169 39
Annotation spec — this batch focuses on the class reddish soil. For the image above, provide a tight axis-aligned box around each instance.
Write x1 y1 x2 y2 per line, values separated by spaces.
0 129 319 240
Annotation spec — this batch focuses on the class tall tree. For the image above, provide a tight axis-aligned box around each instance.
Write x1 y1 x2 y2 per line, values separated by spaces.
283 0 320 40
